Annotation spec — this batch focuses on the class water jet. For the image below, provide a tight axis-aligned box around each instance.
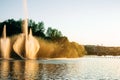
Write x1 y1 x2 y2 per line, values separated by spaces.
13 21 40 59
0 25 11 59
25 28 40 59
13 0 40 59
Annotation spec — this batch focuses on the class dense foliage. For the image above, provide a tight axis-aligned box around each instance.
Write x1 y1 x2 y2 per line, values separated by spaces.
46 27 62 38
0 19 63 39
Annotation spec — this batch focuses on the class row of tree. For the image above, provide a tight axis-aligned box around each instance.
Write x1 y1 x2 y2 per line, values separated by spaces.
85 45 120 56
0 19 63 39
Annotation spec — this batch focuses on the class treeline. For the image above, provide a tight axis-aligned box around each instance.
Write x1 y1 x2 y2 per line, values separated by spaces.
0 19 62 39
85 45 120 56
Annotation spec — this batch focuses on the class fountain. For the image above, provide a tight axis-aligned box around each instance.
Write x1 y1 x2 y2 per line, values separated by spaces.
0 25 11 59
13 21 40 59
25 28 40 59
13 0 40 59
0 0 40 59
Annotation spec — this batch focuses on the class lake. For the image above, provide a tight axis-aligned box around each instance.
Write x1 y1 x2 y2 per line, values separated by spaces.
0 56 120 80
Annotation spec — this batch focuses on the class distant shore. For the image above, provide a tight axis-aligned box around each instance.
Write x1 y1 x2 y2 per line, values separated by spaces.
85 45 120 56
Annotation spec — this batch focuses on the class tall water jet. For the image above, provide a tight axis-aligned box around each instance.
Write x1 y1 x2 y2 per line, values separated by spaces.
13 0 40 59
25 28 40 59
0 25 11 59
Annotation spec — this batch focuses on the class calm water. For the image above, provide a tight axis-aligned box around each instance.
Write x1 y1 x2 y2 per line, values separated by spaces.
0 56 120 80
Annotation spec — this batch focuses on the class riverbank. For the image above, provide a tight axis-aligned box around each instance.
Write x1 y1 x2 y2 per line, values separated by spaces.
85 45 120 56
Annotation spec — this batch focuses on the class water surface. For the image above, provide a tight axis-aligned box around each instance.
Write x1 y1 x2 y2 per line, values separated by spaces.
0 56 120 80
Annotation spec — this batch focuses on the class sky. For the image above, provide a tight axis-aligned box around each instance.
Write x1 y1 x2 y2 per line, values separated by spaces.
0 0 120 46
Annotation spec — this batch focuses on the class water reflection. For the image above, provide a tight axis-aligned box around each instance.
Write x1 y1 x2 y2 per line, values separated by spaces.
0 60 10 79
40 63 81 79
1 57 120 79
12 60 24 80
0 59 81 80
25 60 39 80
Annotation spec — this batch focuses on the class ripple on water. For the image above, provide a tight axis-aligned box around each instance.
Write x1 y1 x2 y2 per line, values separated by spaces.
0 56 120 80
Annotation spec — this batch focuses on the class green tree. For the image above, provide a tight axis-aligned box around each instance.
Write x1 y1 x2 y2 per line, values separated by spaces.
28 19 45 37
0 19 63 38
28 19 37 32
36 22 45 32
0 19 22 36
46 27 62 38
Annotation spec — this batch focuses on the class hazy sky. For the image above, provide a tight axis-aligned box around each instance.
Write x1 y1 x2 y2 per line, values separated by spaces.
1 0 120 46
